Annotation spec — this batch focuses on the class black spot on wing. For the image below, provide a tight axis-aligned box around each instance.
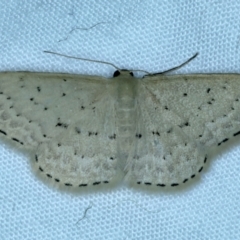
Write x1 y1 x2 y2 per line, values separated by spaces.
75 127 81 134
152 131 160 136
55 122 68 128
217 138 229 146
178 121 190 128
0 130 7 135
234 131 240 136
144 182 152 185
156 183 166 187
65 183 73 187
109 134 116 139
79 184 87 187
88 131 98 136
136 133 142 139
12 137 24 145
93 181 101 185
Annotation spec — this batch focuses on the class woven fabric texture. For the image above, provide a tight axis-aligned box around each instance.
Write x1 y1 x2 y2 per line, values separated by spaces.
0 1 240 239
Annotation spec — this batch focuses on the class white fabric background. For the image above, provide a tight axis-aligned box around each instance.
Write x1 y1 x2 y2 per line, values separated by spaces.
1 1 240 239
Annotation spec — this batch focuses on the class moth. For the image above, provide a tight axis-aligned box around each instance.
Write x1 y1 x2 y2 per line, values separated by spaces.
0 52 239 190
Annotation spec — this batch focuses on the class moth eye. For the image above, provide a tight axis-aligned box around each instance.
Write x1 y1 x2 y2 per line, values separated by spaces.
113 70 121 78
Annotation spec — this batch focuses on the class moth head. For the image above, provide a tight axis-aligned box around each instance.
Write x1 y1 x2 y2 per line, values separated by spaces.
113 70 134 78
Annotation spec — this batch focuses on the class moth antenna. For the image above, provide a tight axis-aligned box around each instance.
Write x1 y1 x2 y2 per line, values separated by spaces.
44 50 152 75
44 50 121 71
146 52 199 76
